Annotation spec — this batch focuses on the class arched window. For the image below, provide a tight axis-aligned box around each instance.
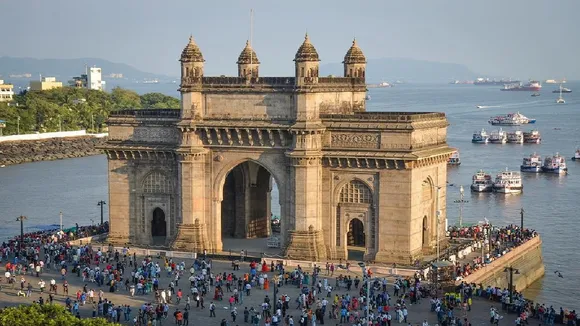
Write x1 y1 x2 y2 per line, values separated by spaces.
422 179 432 202
339 180 372 204
142 171 172 194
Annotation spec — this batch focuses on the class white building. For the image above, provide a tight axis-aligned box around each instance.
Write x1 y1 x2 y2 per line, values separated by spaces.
0 80 14 102
87 67 104 91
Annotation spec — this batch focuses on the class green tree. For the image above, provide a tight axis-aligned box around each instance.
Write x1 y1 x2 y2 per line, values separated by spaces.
0 304 119 326
140 92 180 109
111 87 141 109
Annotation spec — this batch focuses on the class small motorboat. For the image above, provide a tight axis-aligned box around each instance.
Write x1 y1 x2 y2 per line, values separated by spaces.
531 93 540 97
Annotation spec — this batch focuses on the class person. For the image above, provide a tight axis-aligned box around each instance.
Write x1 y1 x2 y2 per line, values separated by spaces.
210 302 216 317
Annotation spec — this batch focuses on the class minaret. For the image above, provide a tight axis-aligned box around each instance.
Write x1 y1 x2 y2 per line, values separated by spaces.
294 33 320 86
237 40 260 79
179 35 205 120
343 38 366 79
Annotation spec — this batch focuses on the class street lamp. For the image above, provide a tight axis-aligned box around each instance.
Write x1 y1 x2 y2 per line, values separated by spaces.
17 116 20 135
358 262 370 322
504 267 520 304
434 185 442 262
453 186 469 227
520 208 524 230
59 211 63 231
97 200 106 225
16 215 27 250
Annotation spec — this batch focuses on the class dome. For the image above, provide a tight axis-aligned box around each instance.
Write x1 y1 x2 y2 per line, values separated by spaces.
294 33 320 62
180 36 204 62
343 39 366 64
237 40 260 64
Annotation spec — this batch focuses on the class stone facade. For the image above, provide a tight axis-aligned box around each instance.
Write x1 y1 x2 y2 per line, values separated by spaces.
101 34 454 264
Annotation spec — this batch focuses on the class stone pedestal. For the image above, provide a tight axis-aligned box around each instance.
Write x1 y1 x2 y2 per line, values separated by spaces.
171 222 209 253
107 234 128 246
285 228 327 261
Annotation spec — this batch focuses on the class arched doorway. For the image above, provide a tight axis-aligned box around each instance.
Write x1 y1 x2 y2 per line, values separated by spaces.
151 207 167 238
220 161 281 255
348 218 365 247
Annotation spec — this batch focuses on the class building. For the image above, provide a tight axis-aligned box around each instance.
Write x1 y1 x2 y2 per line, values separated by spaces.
69 67 105 90
102 35 453 264
29 77 63 91
0 80 14 102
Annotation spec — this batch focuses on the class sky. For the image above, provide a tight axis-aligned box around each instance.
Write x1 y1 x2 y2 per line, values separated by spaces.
1 0 579 79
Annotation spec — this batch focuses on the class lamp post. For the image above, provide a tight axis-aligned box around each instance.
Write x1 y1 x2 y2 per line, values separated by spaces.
435 185 442 262
17 116 20 135
97 200 106 225
453 186 469 228
16 215 27 250
59 211 63 231
358 262 370 322
504 266 520 304
520 208 524 230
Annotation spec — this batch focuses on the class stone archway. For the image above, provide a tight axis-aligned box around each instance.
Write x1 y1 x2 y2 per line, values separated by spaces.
348 218 365 247
152 207 167 238
422 215 428 246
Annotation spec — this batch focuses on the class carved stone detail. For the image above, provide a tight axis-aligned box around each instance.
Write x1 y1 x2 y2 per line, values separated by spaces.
331 133 379 149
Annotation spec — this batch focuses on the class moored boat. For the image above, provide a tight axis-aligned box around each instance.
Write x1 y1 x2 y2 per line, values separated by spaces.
472 129 490 143
489 112 535 125
531 93 540 97
489 128 507 144
523 130 541 144
493 169 523 193
520 153 542 172
542 153 567 174
447 151 461 166
572 148 580 161
471 170 493 192
507 130 524 144
501 80 542 91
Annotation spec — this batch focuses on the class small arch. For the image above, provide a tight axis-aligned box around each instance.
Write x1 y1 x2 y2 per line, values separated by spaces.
348 218 365 247
151 207 167 237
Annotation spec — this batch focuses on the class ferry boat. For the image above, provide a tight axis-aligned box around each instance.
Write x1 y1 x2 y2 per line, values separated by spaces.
523 130 541 144
501 80 542 92
472 129 490 143
520 153 542 173
471 170 493 192
552 86 572 93
447 151 461 166
572 148 580 161
489 129 507 144
507 130 524 144
493 169 523 194
542 153 568 174
488 112 536 125
474 78 519 86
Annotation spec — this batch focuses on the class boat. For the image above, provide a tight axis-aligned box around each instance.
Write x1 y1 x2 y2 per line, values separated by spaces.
365 94 371 100
500 80 542 91
474 78 520 86
520 153 542 172
489 115 521 126
545 79 566 84
378 81 391 87
572 148 580 161
470 170 494 192
555 85 566 104
531 93 540 97
472 129 490 143
447 151 461 166
489 128 507 144
552 86 572 93
523 130 541 144
507 130 524 144
542 153 567 174
493 169 523 194
476 105 485 109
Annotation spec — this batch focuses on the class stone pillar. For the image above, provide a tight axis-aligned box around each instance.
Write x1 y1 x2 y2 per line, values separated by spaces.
172 149 210 252
284 153 326 261
107 157 131 245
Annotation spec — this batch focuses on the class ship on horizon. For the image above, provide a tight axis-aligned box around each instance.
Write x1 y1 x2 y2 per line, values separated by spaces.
474 77 520 86
501 80 542 92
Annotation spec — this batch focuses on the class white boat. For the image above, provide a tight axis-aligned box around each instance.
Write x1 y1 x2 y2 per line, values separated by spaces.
472 129 490 143
471 170 493 192
520 153 542 173
507 130 524 144
573 148 580 161
489 128 507 144
542 153 567 174
447 151 461 166
365 94 371 100
489 112 536 125
523 130 541 144
493 169 523 194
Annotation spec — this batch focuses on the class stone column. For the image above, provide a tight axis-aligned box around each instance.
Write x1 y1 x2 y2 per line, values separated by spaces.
107 156 131 245
284 153 327 261
172 149 210 252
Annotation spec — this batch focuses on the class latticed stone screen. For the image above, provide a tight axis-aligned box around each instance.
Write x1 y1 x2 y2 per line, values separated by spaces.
339 180 372 204
142 171 172 193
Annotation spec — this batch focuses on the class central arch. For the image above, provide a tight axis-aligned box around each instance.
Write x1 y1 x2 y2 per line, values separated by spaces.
348 218 365 247
217 159 284 256
152 207 167 237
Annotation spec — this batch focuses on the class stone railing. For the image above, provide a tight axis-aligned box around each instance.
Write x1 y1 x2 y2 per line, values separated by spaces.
321 111 446 122
201 76 295 87
109 109 180 119
318 77 366 86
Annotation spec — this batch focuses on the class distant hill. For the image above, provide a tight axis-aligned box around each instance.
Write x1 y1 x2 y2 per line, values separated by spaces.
0 57 172 82
320 57 480 83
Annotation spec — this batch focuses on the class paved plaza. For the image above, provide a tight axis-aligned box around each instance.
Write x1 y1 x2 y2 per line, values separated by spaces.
0 248 513 326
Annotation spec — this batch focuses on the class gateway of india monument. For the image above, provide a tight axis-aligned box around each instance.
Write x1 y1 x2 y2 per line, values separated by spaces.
103 34 453 264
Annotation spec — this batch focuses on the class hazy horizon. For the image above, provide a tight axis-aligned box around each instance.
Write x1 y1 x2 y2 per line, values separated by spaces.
1 0 578 79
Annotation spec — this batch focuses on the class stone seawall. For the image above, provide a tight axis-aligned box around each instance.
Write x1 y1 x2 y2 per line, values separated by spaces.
457 236 545 292
0 136 106 166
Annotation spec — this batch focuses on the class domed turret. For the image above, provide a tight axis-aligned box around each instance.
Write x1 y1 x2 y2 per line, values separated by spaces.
294 33 320 86
294 33 320 62
237 40 260 78
180 36 205 63
343 38 366 78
